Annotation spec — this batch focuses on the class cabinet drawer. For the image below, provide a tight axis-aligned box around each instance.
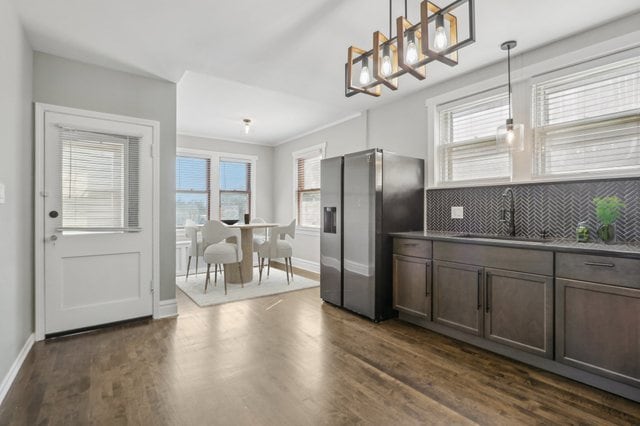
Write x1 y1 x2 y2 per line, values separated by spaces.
433 241 553 276
393 238 431 258
556 253 640 289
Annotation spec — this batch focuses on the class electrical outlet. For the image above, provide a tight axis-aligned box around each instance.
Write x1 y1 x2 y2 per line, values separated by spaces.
451 206 464 219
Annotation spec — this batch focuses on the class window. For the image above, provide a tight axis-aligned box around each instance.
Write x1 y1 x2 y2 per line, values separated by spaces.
533 56 640 177
437 93 511 183
61 127 139 231
219 159 251 220
294 147 323 228
176 155 210 226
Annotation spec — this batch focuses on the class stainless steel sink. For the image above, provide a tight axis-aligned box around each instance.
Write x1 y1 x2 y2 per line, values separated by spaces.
454 233 551 244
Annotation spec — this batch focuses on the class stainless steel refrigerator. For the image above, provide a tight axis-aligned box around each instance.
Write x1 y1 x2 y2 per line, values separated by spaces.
320 149 424 321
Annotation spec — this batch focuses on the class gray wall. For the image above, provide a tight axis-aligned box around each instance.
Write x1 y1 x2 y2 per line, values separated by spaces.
177 134 275 220
0 0 34 388
273 115 368 263
33 52 177 301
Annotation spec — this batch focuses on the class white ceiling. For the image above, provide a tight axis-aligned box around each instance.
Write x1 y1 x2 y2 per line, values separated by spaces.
13 0 640 145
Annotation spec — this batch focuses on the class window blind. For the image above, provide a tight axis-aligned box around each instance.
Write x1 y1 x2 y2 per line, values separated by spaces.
60 127 140 232
219 159 251 220
296 153 321 228
438 93 511 183
176 155 210 226
533 56 640 176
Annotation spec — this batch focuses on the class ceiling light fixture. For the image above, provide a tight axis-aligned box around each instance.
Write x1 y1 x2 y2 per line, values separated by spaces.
496 41 524 152
243 118 252 135
345 0 476 97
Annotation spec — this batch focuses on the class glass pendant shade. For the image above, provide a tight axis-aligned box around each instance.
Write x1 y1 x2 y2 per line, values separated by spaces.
381 45 393 76
497 118 524 152
359 57 371 85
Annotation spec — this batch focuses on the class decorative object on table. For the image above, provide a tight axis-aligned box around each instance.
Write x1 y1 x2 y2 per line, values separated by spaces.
221 219 239 226
244 213 250 224
345 0 476 97
496 40 524 152
576 221 590 243
593 196 625 244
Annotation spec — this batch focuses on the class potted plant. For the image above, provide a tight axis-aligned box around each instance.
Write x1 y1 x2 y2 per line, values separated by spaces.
593 196 625 244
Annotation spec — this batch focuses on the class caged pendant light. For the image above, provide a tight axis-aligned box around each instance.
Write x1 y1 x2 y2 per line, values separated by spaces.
345 0 476 98
496 40 524 152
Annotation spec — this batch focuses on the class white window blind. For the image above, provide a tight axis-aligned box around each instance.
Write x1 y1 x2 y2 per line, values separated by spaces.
295 152 321 228
176 155 210 226
533 56 640 177
60 127 139 231
438 93 511 183
219 159 251 220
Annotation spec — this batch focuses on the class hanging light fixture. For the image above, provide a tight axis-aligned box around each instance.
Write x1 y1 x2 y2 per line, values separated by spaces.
243 118 252 135
496 41 524 152
345 0 476 98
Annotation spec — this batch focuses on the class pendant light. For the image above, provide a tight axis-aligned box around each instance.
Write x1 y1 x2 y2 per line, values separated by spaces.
496 40 524 152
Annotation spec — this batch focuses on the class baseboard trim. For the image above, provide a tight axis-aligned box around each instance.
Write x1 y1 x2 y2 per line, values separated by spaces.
290 257 320 274
156 298 178 319
0 333 35 405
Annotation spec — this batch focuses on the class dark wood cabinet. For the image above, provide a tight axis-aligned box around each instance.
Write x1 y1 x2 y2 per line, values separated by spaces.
484 268 553 358
392 255 431 319
433 261 483 336
556 278 640 388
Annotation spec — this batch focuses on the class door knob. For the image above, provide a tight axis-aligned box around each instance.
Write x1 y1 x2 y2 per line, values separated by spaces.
50 235 58 242
49 210 59 218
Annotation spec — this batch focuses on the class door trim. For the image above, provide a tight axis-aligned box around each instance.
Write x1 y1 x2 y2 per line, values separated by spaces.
34 103 161 341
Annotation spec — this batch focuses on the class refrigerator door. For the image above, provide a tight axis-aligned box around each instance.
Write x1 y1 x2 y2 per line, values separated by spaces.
320 156 343 306
342 149 381 320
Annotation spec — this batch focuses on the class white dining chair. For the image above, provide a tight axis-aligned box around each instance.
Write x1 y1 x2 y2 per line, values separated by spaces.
184 220 204 280
250 217 267 266
257 219 296 285
202 220 243 295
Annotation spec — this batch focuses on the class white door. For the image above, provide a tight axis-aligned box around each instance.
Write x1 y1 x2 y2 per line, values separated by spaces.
42 109 154 335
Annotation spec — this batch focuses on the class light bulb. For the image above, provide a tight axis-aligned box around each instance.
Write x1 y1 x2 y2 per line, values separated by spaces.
381 45 392 77
433 15 448 52
405 31 418 65
359 57 371 85
505 129 515 145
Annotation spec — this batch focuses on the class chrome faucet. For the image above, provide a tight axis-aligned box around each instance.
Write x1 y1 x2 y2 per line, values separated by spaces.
500 187 516 237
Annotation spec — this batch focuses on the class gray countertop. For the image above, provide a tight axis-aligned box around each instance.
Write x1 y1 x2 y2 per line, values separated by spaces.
389 230 640 259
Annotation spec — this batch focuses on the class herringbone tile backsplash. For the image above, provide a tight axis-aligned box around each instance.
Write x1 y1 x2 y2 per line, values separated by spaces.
426 178 640 242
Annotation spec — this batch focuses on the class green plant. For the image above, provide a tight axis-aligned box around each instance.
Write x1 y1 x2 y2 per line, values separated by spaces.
593 196 625 226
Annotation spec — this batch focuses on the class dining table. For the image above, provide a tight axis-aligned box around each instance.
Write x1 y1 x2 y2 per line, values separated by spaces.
201 222 279 284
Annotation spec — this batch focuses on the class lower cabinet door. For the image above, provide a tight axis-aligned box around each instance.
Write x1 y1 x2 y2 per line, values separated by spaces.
433 261 483 336
393 255 431 319
484 268 553 358
556 278 640 388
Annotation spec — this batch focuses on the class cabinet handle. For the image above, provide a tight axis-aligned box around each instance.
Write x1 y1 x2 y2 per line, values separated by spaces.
477 270 482 310
485 272 491 313
426 263 431 297
584 261 615 268
401 243 419 247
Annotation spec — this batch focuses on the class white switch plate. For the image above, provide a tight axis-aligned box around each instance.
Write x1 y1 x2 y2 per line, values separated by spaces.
0 183 5 204
451 206 464 219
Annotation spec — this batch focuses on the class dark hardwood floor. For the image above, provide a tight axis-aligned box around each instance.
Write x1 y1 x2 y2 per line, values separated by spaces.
1 284 639 425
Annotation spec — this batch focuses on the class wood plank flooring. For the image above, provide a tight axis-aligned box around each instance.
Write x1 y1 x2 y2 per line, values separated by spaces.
1 285 639 425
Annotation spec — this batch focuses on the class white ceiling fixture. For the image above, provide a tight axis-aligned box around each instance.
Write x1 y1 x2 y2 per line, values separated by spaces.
243 118 252 135
13 0 640 145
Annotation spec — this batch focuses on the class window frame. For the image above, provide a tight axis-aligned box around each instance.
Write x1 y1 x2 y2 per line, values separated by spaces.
531 52 640 180
175 154 211 228
292 143 326 233
176 148 257 229
426 46 640 189
434 87 514 187
218 157 253 220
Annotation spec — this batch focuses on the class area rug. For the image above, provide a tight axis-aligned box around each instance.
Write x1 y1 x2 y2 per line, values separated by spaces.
176 267 319 307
